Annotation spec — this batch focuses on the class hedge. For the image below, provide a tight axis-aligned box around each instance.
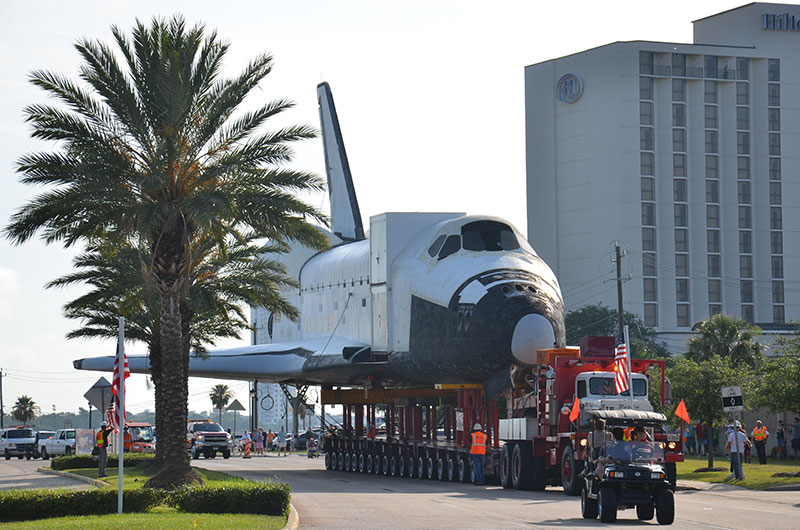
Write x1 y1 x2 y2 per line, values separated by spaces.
50 452 155 470
0 488 164 521
169 481 290 516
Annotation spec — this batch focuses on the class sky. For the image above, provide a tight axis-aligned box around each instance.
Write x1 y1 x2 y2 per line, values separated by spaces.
0 0 782 418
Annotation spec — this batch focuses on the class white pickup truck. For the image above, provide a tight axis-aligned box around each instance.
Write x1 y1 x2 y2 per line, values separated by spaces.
40 428 77 459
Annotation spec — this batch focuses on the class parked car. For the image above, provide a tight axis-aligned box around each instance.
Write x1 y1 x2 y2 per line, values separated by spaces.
40 428 77 459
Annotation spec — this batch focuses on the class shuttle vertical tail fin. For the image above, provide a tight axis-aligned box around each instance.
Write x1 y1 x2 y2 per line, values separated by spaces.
317 82 365 241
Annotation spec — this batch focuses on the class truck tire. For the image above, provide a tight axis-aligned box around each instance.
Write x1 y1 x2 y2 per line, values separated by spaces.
427 457 436 480
511 444 533 490
637 503 655 520
561 446 581 496
417 456 425 479
437 456 446 481
447 456 456 482
344 453 351 472
65 446 73 457
581 485 598 519
41 447 49 460
405 456 414 478
458 457 468 483
337 452 345 471
358 453 366 473
25 454 31 460
532 456 547 491
665 462 677 491
598 487 618 523
324 452 332 470
500 444 513 488
192 449 200 460
656 489 675 525
4 450 10 460
222 450 231 459
366 454 374 473
381 455 389 475
390 456 399 477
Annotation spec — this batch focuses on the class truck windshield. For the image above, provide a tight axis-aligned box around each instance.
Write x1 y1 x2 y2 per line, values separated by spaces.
589 377 647 397
129 426 153 442
604 439 665 465
8 429 34 439
194 423 224 433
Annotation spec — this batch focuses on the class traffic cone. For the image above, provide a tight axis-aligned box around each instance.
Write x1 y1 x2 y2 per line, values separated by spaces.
243 441 251 459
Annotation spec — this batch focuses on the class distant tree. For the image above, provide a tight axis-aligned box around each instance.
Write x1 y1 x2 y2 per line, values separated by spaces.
752 322 800 415
686 313 764 368
209 384 234 424
565 304 668 359
12 396 39 425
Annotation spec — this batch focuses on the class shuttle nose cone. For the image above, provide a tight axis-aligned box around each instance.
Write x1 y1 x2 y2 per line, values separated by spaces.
511 313 555 365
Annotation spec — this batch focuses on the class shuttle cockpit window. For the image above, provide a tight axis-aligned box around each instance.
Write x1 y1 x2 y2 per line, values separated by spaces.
438 235 461 260
461 221 520 252
428 235 447 257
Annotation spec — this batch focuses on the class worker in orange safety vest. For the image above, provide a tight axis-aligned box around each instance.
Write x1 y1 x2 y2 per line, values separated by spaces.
470 423 487 485
751 420 769 465
95 422 113 477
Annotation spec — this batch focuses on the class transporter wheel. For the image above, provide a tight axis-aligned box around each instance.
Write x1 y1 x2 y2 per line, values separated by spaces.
358 453 366 473
437 456 446 481
324 452 332 470
404 456 414 478
337 452 345 471
637 503 655 521
366 454 373 473
598 487 618 523
656 489 675 525
427 457 436 480
561 446 581 496
344 453 351 472
41 447 49 460
390 456 399 477
417 456 426 479
458 457 468 483
581 485 598 519
447 456 456 482
382 455 389 475
500 444 513 488
351 453 358 472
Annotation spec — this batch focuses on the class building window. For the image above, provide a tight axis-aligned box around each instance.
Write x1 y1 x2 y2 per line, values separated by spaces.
640 101 654 125
771 231 782 254
640 77 653 100
672 104 685 127
641 127 654 151
769 108 780 131
708 279 722 303
769 158 781 180
770 207 782 229
737 157 750 179
708 255 721 277
737 132 750 155
705 130 718 153
773 280 784 303
642 227 656 251
710 304 722 316
672 53 685 76
740 256 752 278
640 51 654 74
672 79 685 102
769 133 781 155
643 253 657 276
704 81 717 103
644 304 658 326
738 181 751 204
741 305 754 323
768 58 780 82
707 229 720 252
704 105 717 129
675 254 688 276
740 280 753 303
770 182 782 205
677 304 690 327
674 179 687 202
705 155 718 178
738 206 751 229
676 279 689 302
641 177 655 201
736 82 749 105
768 83 780 106
706 180 719 203
736 57 749 80
772 256 784 278
705 55 718 78
736 107 749 130
673 154 686 176
674 204 687 227
773 306 785 324
642 203 655 226
675 229 688 252
641 152 655 176
644 278 658 301
706 205 719 228
739 230 752 254
673 129 686 152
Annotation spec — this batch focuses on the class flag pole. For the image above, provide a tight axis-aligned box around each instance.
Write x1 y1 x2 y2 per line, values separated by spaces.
623 325 634 409
117 316 125 515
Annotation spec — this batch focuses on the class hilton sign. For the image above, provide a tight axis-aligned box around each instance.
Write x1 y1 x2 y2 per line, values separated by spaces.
763 13 800 31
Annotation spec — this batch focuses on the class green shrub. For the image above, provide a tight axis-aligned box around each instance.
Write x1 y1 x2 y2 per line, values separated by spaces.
0 488 164 521
169 481 290 516
51 453 155 470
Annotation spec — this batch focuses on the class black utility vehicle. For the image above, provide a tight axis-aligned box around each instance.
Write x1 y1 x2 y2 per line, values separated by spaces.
581 410 674 525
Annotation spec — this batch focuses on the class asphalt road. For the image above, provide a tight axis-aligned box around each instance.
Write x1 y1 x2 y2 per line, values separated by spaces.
199 454 800 530
0 457 88 491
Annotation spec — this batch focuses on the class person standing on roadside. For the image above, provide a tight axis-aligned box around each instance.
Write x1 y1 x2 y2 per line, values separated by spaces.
470 423 487 485
791 417 800 460
277 426 287 456
751 420 769 464
775 420 786 460
96 421 113 477
266 429 275 453
725 420 750 481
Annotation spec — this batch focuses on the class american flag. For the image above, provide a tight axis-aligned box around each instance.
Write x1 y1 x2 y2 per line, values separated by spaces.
614 342 630 394
111 340 129 432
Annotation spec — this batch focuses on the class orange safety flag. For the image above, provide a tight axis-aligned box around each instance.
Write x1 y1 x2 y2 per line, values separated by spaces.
569 396 580 422
675 399 691 424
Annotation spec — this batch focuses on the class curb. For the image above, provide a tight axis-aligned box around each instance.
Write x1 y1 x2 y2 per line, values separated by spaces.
37 466 107 488
282 503 299 530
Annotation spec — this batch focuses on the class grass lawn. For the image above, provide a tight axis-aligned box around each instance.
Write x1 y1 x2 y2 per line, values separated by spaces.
0 509 285 529
676 455 800 490
67 465 246 489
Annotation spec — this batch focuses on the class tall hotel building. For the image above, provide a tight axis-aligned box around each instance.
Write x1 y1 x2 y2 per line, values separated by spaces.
526 3 799 347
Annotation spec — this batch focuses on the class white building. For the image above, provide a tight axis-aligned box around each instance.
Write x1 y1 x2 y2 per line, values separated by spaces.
526 2 799 348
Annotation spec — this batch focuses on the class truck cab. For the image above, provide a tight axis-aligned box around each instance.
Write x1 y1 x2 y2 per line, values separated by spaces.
575 372 653 414
1 426 39 460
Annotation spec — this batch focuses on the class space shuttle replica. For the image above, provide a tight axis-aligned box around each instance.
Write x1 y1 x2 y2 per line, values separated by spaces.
74 83 565 394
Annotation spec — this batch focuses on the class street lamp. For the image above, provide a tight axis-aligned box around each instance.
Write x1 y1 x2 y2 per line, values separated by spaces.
52 404 56 430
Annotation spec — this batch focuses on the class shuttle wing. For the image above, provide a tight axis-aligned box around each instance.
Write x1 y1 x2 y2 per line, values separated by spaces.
73 335 377 384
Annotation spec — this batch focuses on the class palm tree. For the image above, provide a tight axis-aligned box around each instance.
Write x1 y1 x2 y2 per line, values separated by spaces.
5 16 327 488
687 313 764 368
209 384 234 424
12 396 39 425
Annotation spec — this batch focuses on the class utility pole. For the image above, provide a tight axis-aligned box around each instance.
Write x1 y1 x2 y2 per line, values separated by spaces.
0 368 4 429
615 242 625 339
